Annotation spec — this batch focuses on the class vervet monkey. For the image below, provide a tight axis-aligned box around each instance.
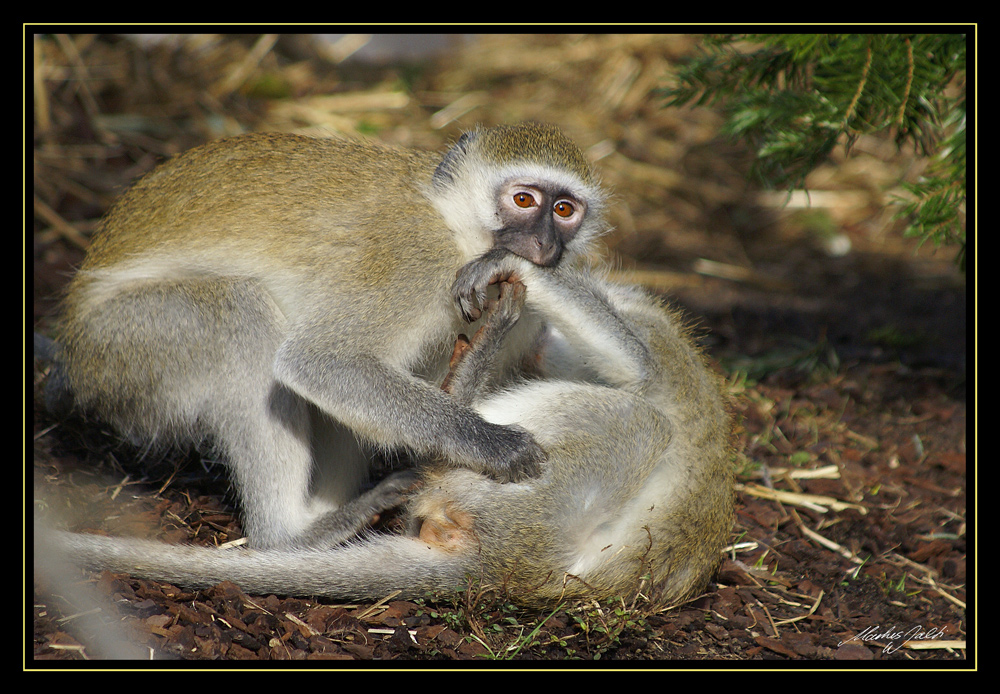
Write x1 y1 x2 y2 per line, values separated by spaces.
41 123 608 549
48 255 734 606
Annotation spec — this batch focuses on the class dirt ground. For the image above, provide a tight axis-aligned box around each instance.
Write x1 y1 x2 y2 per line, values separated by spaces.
30 33 969 666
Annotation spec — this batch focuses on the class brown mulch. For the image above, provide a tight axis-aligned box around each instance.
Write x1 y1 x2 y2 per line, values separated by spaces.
30 33 968 666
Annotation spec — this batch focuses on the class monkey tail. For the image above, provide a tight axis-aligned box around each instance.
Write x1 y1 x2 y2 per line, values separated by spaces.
42 530 473 602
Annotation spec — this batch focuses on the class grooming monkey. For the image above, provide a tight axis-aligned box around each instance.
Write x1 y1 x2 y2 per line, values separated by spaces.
41 123 608 549
49 256 734 606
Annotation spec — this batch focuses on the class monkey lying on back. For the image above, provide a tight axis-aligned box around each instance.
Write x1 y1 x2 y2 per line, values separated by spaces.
50 255 734 606
41 123 608 549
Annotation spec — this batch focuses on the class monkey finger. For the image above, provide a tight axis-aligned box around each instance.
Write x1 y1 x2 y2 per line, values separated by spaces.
493 272 524 290
462 304 483 323
455 295 483 323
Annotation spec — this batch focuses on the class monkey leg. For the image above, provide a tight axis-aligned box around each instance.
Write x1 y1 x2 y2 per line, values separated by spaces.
440 334 472 395
440 280 526 404
60 275 340 549
298 469 422 549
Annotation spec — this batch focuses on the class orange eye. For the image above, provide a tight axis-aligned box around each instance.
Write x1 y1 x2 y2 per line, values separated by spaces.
513 192 536 208
553 200 575 218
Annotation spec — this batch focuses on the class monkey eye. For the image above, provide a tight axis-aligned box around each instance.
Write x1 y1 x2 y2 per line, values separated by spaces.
553 200 576 218
513 192 537 208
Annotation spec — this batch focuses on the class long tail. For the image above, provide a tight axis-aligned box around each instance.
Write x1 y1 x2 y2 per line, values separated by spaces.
44 530 473 601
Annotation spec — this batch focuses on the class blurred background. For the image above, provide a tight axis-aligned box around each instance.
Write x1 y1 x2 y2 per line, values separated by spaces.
31 33 966 372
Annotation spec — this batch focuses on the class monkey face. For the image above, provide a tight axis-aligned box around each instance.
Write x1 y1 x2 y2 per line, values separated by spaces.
494 181 587 267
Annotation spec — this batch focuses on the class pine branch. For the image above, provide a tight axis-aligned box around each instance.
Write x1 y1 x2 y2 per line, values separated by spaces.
662 33 968 268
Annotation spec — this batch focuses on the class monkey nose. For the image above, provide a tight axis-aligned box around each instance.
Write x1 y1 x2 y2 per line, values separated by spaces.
532 238 562 267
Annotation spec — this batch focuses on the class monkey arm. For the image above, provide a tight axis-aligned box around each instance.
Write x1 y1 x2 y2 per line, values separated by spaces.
526 271 657 390
272 342 544 483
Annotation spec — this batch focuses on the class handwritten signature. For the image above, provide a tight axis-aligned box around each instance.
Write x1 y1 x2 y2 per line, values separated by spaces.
839 624 949 654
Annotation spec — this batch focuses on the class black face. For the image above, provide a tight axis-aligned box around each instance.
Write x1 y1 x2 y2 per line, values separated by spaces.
494 181 587 267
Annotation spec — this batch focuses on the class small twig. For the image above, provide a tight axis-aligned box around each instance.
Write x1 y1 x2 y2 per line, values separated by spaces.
283 612 319 637
53 34 102 122
843 38 873 130
45 643 90 659
33 196 90 249
773 589 824 626
738 482 867 515
109 475 131 501
354 590 401 621
790 508 865 564
367 627 419 644
895 37 914 129
56 607 103 625
756 599 780 638
212 34 279 98
156 467 179 496
904 639 967 652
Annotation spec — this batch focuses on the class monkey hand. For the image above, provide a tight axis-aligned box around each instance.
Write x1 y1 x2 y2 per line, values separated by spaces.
492 278 527 320
482 425 547 483
452 248 528 323
300 470 422 548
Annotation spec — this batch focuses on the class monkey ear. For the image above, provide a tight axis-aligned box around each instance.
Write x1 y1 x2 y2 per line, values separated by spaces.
433 131 478 188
